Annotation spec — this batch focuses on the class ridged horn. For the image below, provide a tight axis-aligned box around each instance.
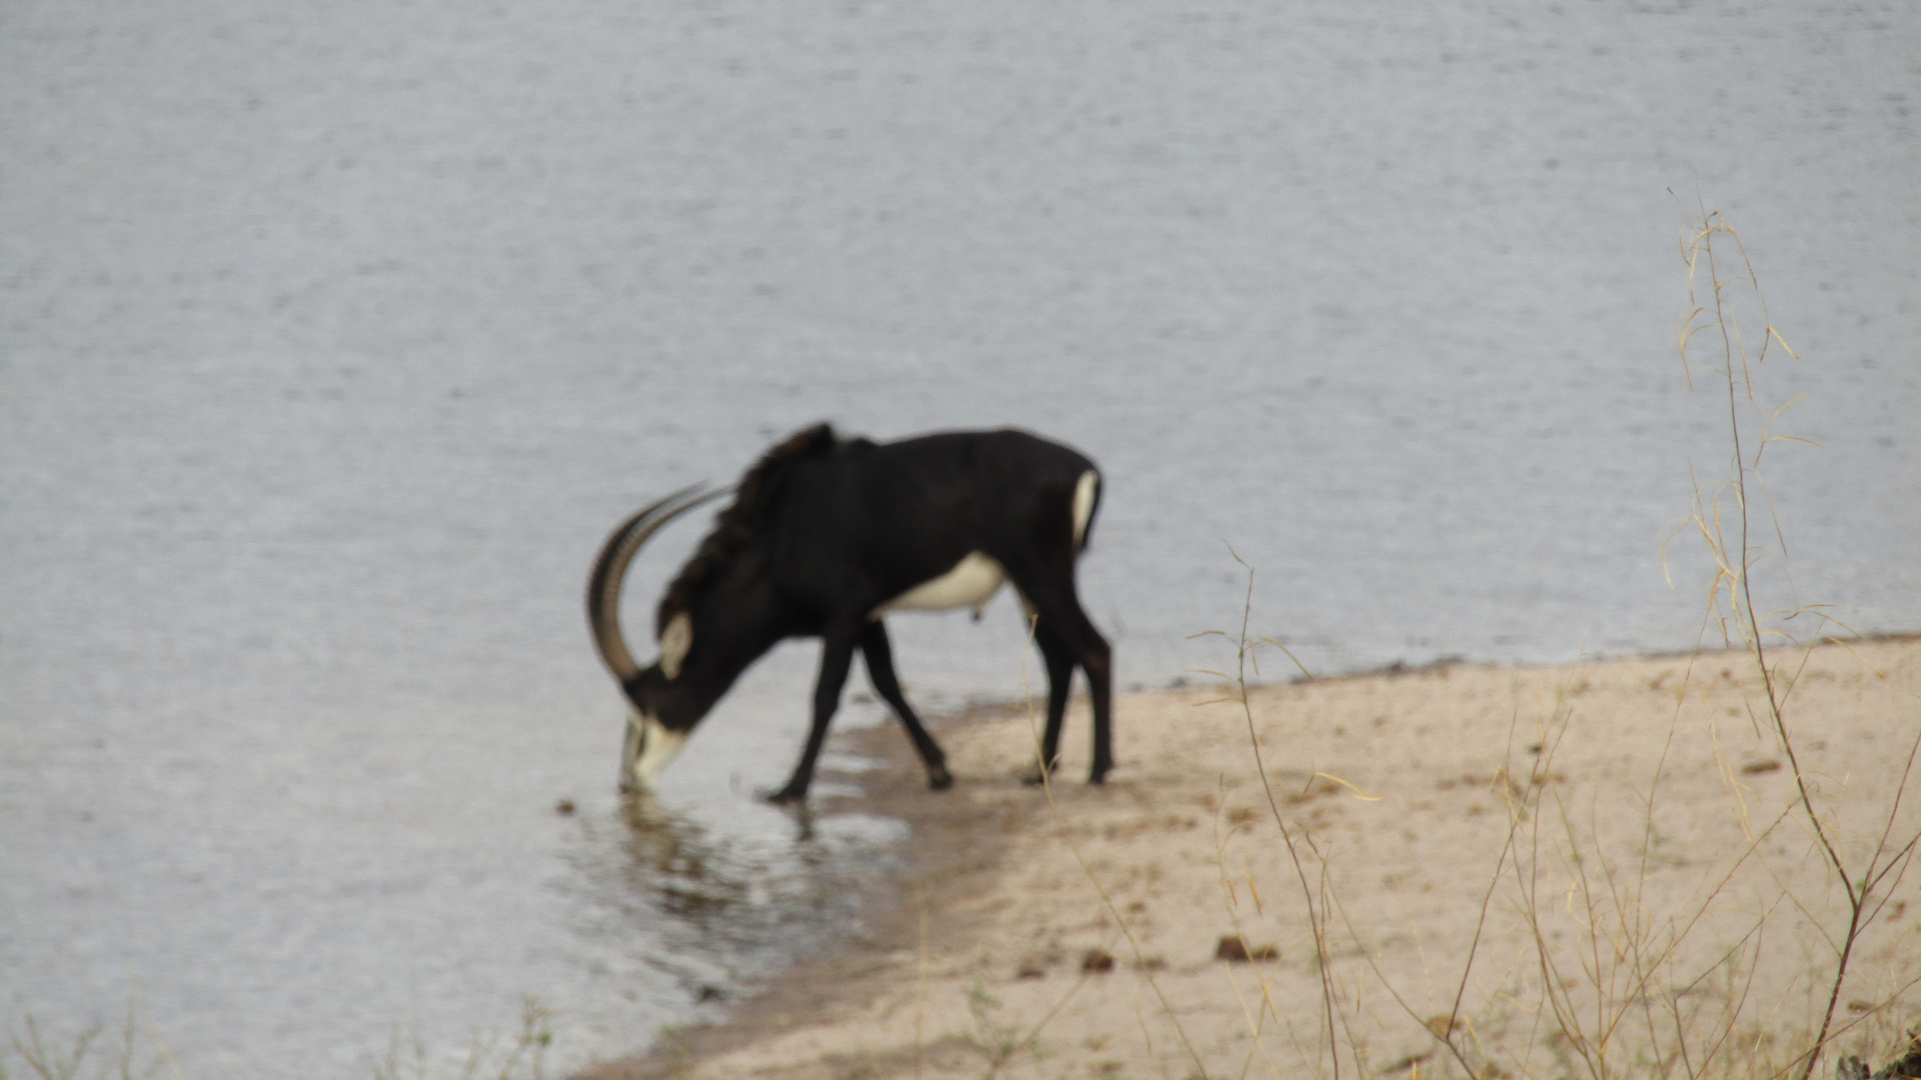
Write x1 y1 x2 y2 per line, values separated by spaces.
586 484 726 682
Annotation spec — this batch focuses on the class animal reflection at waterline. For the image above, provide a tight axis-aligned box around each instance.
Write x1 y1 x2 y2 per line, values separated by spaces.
586 424 1112 803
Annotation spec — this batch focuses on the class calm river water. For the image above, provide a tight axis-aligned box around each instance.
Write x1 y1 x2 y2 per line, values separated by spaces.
2 0 1915 1075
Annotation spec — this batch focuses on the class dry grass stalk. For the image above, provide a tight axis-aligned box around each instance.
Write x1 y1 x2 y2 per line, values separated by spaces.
1181 200 1921 1080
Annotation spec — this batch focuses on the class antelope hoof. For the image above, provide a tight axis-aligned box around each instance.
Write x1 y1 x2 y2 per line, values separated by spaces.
928 766 954 791
764 783 809 805
1021 763 1055 787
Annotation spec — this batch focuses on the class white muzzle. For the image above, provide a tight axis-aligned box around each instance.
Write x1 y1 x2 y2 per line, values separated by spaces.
621 708 689 792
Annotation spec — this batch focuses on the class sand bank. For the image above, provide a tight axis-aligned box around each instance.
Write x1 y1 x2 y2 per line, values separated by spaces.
587 638 1921 1080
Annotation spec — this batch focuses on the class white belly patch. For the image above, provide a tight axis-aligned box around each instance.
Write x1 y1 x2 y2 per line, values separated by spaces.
874 552 1007 616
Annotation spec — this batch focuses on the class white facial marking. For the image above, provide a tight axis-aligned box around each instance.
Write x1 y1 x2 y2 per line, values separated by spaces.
659 611 692 680
1072 469 1099 548
623 709 689 791
874 551 1007 617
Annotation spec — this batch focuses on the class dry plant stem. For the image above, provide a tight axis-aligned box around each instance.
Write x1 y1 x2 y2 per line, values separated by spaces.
1680 199 1921 1080
1692 211 1843 891
10 1016 96 1080
1624 680 1689 1077
1017 615 1211 1080
1690 208 1835 1080
6 999 185 1080
983 966 1096 1080
1214 932 1288 1080
1446 715 1526 1025
1515 711 1602 1079
1861 727 1921 918
1304 833 1377 1075
1328 717 1525 1080
1221 558 1344 1080
1212 785 1289 1080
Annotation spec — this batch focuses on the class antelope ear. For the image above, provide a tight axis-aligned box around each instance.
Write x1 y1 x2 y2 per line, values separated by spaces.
659 611 693 680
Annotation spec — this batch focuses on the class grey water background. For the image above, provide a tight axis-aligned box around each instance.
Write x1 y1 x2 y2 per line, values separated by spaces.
3 0 1916 1075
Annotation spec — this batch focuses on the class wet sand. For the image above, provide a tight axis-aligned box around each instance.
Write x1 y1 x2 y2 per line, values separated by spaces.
585 637 1921 1079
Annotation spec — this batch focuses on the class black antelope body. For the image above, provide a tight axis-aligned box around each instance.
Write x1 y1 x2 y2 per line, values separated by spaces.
586 424 1112 803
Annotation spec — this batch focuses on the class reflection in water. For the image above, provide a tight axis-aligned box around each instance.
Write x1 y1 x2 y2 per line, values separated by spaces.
560 792 907 1010
620 796 758 926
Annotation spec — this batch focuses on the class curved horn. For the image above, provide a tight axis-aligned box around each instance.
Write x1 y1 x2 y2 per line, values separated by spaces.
586 484 727 681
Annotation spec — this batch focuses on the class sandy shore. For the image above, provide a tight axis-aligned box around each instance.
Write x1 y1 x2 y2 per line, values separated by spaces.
586 638 1921 1080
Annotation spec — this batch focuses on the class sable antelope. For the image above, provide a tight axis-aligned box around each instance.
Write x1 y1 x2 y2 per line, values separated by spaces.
586 424 1112 803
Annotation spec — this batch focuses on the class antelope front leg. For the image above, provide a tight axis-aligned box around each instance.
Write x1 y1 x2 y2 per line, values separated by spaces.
767 627 859 804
